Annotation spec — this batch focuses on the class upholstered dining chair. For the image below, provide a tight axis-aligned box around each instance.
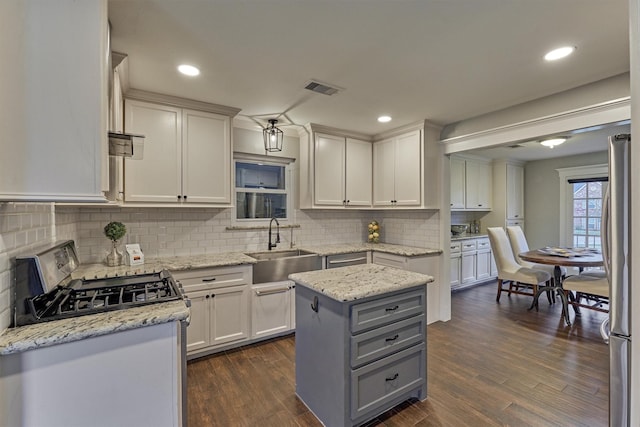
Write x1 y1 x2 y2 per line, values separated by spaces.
562 274 609 316
487 227 551 304
506 225 567 280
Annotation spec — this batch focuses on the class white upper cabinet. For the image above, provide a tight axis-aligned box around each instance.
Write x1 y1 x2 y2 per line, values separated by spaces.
449 157 466 209
345 138 373 206
484 159 526 229
314 132 372 208
123 94 238 205
464 158 492 210
373 130 421 207
450 155 493 211
0 0 108 202
506 163 524 220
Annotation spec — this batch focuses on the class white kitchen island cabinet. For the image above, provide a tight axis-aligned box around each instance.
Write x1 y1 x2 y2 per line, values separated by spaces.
123 92 240 206
290 264 432 427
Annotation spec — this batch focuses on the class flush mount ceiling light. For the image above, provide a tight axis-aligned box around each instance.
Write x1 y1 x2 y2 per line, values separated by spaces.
263 119 284 152
177 64 200 76
377 115 392 123
540 137 567 148
544 46 576 61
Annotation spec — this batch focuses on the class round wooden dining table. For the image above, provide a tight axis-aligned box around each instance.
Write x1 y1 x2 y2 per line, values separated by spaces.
519 248 604 326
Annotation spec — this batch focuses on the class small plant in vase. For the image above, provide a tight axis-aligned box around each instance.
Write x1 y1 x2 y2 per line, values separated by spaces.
104 221 126 266
367 220 381 243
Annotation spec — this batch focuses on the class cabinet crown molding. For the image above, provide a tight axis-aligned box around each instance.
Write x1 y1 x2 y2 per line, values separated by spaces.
304 123 373 141
125 89 241 117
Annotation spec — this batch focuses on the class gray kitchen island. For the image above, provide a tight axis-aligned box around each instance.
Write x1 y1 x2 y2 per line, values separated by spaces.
289 264 434 427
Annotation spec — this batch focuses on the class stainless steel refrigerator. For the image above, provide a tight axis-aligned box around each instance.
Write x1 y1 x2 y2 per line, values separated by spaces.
601 133 631 426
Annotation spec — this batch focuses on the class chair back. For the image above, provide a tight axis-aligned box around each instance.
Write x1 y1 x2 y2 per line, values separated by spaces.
506 226 530 264
487 227 521 275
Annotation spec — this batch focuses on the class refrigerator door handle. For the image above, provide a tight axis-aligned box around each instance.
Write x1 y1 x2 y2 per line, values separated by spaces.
600 317 610 344
601 185 611 279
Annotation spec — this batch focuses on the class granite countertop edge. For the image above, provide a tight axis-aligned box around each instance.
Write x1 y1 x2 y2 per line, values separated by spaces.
450 233 488 241
0 300 189 356
289 264 434 302
298 243 442 257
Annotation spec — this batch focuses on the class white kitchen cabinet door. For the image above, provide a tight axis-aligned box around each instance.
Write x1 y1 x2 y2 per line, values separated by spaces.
251 281 292 339
345 138 372 206
373 130 421 207
314 133 346 206
450 254 461 287
185 290 210 353
394 130 422 206
182 109 231 204
506 163 524 220
465 160 492 210
124 100 182 203
0 0 108 202
450 157 466 209
210 284 250 347
461 252 477 284
372 138 396 206
476 250 491 281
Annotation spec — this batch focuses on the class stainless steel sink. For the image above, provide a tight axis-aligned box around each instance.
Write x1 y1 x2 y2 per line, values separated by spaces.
245 249 321 283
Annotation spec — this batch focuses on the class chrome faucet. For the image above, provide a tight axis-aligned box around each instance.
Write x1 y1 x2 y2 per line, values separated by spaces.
268 217 280 250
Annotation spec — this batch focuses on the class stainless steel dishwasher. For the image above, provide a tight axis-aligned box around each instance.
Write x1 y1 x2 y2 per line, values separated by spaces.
325 251 368 268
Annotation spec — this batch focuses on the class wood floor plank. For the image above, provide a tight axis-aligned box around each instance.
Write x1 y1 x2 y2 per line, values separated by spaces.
187 282 609 426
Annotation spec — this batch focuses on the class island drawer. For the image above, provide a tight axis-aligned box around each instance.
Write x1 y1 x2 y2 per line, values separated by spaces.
172 265 251 291
350 314 425 368
350 343 426 419
350 288 425 333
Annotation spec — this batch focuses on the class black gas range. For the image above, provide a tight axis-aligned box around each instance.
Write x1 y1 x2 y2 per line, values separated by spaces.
14 240 184 326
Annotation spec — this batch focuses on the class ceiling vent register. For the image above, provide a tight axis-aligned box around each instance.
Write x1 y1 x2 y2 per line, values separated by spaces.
304 80 342 96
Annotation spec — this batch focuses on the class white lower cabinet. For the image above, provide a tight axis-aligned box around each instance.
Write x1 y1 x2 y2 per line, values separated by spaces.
173 265 251 357
450 237 497 291
251 281 294 339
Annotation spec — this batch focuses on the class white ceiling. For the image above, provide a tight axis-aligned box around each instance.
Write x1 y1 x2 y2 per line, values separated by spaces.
108 0 629 141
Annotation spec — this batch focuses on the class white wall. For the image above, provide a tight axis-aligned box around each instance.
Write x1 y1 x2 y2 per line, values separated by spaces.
524 151 608 249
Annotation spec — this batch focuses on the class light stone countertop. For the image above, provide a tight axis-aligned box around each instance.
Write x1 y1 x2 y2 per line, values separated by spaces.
299 243 442 257
450 233 488 241
2 243 440 355
289 264 434 302
0 300 189 355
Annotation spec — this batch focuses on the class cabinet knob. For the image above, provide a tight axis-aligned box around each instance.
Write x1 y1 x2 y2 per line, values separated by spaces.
205 295 210 299
177 195 182 199
514 214 519 218
184 195 188 200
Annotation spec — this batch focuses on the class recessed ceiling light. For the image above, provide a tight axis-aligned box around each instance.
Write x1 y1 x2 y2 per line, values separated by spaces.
178 64 200 76
540 137 567 148
377 116 392 123
544 46 576 61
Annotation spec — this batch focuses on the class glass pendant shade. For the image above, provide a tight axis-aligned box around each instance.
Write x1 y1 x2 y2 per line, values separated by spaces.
263 119 284 152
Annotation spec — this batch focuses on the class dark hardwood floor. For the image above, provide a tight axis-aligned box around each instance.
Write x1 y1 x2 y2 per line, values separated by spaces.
187 282 609 426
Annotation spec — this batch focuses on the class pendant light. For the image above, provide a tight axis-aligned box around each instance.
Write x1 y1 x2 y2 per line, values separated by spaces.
263 119 284 152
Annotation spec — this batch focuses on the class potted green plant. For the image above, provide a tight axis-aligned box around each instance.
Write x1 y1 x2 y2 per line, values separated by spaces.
104 221 126 266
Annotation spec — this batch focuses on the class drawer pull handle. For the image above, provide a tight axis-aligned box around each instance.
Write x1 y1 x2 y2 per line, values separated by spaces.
328 257 367 265
385 334 399 342
310 296 319 312
385 373 399 382
385 305 399 312
202 277 217 282
255 287 289 296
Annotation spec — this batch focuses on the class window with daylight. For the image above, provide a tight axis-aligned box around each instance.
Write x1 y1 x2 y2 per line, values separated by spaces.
570 179 607 249
557 164 608 249
234 158 291 221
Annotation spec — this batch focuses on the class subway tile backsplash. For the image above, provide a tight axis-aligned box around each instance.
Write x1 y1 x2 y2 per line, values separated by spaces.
0 203 57 331
56 207 441 264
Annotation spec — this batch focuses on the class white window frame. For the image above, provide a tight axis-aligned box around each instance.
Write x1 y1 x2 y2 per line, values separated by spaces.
557 164 608 247
233 153 294 226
